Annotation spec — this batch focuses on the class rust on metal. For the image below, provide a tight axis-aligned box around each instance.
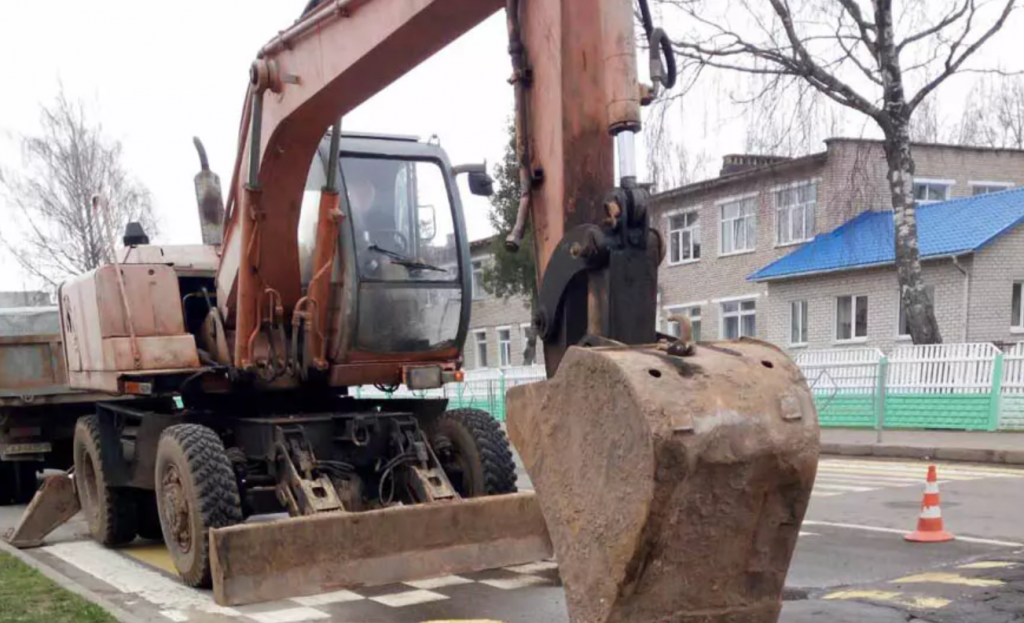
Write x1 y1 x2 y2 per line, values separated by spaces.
5 473 81 548
210 492 552 606
507 339 819 623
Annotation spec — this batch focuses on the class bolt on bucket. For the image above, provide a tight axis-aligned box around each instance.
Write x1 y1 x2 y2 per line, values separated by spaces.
506 339 819 623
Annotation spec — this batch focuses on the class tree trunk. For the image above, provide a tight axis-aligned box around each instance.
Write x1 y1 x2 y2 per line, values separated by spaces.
875 1 942 345
883 127 942 345
523 296 538 366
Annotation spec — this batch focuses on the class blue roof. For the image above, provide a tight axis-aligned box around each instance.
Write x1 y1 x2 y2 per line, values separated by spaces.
749 187 1024 281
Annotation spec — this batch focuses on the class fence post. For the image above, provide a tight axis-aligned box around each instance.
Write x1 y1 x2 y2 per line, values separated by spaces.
875 356 889 442
989 351 1005 432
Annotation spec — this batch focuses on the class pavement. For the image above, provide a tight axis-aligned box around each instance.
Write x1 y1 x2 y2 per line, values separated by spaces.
821 428 1024 465
2 455 1024 623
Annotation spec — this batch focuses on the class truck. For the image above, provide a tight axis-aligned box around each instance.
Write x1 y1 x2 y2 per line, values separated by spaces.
0 306 108 503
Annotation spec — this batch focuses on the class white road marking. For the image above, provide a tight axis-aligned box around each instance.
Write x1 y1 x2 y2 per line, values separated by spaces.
403 575 475 590
802 520 1024 548
478 575 549 590
248 607 331 623
160 611 189 622
42 541 241 617
504 561 560 574
291 589 366 607
813 483 878 493
809 459 1024 499
369 589 449 607
798 531 819 537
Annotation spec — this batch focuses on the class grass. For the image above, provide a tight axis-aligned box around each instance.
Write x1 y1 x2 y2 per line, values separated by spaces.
0 552 116 623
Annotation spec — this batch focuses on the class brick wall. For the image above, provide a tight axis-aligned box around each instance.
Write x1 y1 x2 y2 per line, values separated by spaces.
966 225 1024 346
762 260 968 352
464 246 541 369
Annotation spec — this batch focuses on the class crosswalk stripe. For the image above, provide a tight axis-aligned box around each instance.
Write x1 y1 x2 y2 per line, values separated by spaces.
817 465 994 480
813 483 877 492
815 474 928 486
821 460 1024 478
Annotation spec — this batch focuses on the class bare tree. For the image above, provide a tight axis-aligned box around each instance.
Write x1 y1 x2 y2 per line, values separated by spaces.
909 95 941 143
954 76 1024 147
0 89 156 287
662 0 1019 344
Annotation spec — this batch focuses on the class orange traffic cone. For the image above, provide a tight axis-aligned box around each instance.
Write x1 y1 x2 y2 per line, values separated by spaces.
905 465 954 543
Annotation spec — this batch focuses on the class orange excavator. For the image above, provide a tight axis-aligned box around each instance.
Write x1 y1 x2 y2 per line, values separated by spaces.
7 0 819 620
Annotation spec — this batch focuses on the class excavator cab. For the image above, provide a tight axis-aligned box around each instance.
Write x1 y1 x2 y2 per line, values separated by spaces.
298 134 482 356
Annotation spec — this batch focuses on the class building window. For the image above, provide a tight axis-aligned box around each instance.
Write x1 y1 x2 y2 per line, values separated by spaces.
775 183 816 245
790 300 808 345
898 285 935 338
836 295 868 341
971 181 1013 196
667 211 700 264
666 305 702 341
721 299 756 339
719 196 758 255
473 330 488 368
471 259 487 299
1013 283 1024 330
498 327 512 367
912 179 952 205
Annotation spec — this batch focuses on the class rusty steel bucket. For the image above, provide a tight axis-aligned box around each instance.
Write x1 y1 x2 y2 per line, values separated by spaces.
506 339 819 623
209 491 552 606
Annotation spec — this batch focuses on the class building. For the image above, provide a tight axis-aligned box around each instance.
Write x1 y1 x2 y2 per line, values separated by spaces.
750 188 1024 351
0 291 51 308
650 138 1024 343
463 237 541 369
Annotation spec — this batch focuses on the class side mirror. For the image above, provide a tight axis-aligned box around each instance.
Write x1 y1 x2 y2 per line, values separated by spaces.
418 205 437 241
468 170 494 197
452 163 495 197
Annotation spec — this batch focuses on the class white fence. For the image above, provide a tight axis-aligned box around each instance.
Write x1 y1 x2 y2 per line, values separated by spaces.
887 343 999 395
794 348 882 395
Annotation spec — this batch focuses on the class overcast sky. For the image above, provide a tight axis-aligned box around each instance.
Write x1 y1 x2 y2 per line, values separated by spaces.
1 1 1021 292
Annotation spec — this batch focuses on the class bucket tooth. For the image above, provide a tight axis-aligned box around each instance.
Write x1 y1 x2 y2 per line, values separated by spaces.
4 473 81 549
506 339 819 623
210 491 552 606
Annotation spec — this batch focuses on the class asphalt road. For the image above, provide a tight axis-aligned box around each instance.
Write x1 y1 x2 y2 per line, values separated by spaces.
2 456 1022 623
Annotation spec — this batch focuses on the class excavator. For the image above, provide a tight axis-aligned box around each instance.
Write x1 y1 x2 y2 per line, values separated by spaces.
6 0 820 621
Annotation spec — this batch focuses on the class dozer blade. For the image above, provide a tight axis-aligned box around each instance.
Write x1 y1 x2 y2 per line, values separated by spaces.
210 491 552 606
5 473 80 549
507 339 819 623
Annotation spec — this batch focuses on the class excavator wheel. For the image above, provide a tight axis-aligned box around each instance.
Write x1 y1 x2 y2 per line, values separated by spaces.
73 415 138 546
135 491 164 542
155 424 243 588
0 461 40 506
433 409 517 497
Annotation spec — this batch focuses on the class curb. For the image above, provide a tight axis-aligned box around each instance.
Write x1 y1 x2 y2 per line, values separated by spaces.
821 442 1024 465
0 538 146 623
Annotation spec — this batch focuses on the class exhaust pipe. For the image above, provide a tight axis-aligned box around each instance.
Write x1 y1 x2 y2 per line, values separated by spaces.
193 137 226 246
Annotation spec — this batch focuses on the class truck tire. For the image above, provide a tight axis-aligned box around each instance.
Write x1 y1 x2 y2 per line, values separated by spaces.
0 461 39 505
155 424 243 588
433 409 517 497
74 415 138 546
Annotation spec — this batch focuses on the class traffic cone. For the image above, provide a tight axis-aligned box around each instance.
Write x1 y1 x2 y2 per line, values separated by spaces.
904 465 954 543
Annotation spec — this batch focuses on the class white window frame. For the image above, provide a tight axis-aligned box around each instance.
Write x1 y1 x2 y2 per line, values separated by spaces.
897 285 935 340
716 192 759 257
912 178 954 205
835 295 869 343
1012 282 1024 333
665 208 701 265
470 257 490 300
664 302 704 341
497 326 512 368
473 330 489 368
772 180 818 247
970 180 1014 196
790 300 808 347
719 297 757 339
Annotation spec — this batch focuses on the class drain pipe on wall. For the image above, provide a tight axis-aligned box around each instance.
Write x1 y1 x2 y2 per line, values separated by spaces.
950 254 970 342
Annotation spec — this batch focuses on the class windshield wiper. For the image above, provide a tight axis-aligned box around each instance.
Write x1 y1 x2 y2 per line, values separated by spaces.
368 244 449 273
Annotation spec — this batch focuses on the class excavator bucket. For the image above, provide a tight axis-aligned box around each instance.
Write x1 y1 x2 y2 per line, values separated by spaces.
210 491 552 606
5 473 80 548
507 339 819 623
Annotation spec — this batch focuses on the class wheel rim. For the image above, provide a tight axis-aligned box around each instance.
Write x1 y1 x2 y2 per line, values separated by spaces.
79 452 100 524
160 464 193 554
